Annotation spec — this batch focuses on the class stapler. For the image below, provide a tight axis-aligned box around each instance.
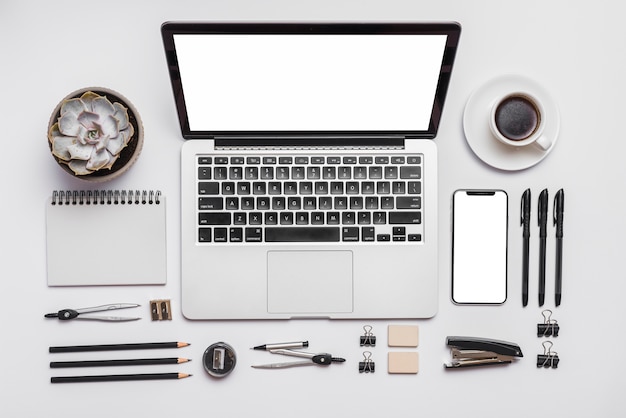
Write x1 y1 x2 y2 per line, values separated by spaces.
444 336 523 369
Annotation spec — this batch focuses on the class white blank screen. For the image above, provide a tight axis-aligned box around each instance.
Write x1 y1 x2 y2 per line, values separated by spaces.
173 34 447 132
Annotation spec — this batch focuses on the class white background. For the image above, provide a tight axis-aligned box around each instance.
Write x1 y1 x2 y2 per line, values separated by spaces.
1 1 624 416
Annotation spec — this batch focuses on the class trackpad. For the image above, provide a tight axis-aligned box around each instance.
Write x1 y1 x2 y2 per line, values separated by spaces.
267 251 353 314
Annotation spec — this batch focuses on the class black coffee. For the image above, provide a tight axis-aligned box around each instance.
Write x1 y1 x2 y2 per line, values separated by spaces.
494 95 540 141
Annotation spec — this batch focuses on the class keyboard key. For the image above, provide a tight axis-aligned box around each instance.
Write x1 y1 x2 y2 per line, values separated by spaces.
397 196 421 209
265 212 278 225
230 227 243 242
199 197 223 210
408 181 422 194
408 234 422 242
245 228 263 242
198 228 211 242
389 211 421 224
280 212 293 225
199 213 231 225
249 212 262 225
214 167 227 180
198 182 219 195
261 167 274 179
400 166 421 179
222 182 235 195
292 166 305 179
198 167 211 180
362 227 375 241
296 212 309 225
214 228 228 242
265 227 340 242
342 227 359 241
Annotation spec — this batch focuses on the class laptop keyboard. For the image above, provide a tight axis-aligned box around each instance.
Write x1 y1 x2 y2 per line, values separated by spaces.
196 154 424 243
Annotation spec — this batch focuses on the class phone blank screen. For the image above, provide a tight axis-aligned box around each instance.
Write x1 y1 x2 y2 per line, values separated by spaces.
452 190 508 304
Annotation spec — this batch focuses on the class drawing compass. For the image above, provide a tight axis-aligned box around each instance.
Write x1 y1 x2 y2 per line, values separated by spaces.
44 303 141 322
252 348 346 369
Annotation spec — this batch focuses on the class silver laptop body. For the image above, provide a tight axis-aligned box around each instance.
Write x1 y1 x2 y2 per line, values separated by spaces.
162 22 461 319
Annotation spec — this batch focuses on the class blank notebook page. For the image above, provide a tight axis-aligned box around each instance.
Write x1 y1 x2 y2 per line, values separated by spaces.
45 191 167 286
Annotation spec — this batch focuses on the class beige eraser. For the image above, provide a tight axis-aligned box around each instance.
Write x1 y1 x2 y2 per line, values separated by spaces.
388 325 419 347
388 352 419 374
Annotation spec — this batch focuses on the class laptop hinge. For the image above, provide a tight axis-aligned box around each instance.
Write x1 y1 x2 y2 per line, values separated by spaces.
213 135 407 149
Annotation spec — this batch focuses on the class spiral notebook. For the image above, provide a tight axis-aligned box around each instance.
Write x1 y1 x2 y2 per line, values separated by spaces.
46 190 167 286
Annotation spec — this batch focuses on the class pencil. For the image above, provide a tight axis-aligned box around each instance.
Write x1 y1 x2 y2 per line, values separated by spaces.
51 372 192 384
50 357 191 368
49 342 190 353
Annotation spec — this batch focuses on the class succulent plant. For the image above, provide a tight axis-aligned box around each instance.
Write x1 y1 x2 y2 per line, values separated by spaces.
48 91 134 175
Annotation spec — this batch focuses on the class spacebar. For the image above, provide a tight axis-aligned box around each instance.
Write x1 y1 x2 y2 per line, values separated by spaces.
265 227 340 242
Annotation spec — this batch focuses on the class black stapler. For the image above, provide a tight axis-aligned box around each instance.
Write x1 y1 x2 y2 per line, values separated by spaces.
444 336 523 369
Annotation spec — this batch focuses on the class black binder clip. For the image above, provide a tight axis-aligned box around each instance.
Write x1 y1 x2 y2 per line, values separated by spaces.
444 336 523 369
537 310 560 337
537 341 559 369
360 325 376 347
358 351 375 373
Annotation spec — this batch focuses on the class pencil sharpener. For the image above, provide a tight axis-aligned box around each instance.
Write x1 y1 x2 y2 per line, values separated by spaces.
203 342 236 378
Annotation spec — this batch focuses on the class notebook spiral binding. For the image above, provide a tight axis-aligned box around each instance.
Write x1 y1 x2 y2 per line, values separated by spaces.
51 190 162 206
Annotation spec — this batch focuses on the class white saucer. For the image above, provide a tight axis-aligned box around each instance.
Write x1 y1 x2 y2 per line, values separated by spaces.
463 74 560 171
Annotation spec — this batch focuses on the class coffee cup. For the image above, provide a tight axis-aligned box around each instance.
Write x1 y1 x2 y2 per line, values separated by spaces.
489 92 552 150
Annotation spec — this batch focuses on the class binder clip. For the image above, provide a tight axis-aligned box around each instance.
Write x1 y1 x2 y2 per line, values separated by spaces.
537 341 559 369
537 310 559 337
359 351 375 373
360 325 376 347
444 336 523 369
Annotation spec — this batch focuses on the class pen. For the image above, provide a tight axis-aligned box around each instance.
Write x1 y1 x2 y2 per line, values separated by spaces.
554 189 565 306
253 341 309 351
538 189 548 307
521 189 531 307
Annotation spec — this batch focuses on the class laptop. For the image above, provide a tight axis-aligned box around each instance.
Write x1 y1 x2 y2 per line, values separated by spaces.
161 22 461 319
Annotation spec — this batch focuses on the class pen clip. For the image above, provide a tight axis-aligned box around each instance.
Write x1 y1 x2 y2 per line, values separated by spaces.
538 189 548 235
553 189 564 234
521 189 531 234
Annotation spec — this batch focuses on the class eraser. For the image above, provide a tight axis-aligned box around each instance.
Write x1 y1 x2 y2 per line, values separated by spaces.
388 325 419 347
388 352 419 374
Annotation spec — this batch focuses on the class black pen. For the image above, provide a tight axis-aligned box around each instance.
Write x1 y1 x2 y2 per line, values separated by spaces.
253 341 309 351
538 189 548 307
554 189 565 306
521 189 531 307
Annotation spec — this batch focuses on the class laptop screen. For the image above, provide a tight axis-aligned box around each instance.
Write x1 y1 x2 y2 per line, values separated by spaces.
162 22 461 139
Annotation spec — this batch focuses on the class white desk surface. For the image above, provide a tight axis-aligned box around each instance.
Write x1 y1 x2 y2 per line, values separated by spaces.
2 1 624 416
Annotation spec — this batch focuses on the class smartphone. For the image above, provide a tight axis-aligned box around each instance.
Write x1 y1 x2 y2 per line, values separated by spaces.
452 190 508 304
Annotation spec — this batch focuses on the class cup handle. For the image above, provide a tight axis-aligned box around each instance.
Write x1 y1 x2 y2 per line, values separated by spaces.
533 135 552 151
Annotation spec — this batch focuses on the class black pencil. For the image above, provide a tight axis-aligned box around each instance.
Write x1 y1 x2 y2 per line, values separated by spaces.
49 341 190 353
51 372 191 384
50 357 191 368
